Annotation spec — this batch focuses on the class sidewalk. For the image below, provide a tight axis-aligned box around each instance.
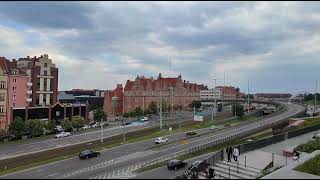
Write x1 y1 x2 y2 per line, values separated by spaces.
240 130 320 179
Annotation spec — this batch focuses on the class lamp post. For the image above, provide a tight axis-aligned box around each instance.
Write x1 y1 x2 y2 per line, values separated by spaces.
100 118 103 143
160 82 163 130
315 80 318 113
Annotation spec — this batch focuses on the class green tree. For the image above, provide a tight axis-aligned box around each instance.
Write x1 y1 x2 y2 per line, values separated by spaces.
123 112 129 118
25 119 44 137
189 100 201 109
162 99 169 112
94 109 107 122
61 118 73 132
147 101 158 114
134 107 143 120
9 117 26 137
45 121 56 132
144 109 152 115
232 103 244 117
72 116 85 131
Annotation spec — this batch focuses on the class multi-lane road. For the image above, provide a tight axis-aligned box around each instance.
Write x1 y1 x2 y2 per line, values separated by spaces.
0 103 305 179
0 110 218 160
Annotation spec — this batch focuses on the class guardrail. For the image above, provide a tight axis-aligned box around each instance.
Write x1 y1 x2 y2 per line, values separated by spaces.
140 103 304 170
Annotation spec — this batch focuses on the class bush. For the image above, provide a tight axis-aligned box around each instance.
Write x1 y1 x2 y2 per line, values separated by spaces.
9 117 26 137
25 119 45 137
72 116 85 131
62 118 73 132
295 140 320 153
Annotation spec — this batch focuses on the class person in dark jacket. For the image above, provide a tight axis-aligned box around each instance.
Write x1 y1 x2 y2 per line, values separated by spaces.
226 146 233 162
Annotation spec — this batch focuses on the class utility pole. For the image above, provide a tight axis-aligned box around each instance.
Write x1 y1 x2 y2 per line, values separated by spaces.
100 118 103 143
212 78 218 118
248 80 250 113
315 80 318 113
160 82 163 130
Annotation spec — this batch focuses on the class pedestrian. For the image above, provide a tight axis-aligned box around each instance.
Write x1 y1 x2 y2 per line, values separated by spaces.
233 147 240 162
226 146 233 162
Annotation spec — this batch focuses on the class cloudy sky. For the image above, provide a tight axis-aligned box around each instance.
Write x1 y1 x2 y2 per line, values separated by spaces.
0 1 319 94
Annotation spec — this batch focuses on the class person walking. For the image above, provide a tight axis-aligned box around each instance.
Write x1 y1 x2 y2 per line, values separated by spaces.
226 146 232 162
233 147 240 162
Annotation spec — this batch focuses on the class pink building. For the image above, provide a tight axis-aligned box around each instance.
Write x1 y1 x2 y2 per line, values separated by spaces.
0 57 31 130
7 75 31 124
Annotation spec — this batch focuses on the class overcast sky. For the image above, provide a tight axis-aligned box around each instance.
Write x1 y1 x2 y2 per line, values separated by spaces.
0 1 319 94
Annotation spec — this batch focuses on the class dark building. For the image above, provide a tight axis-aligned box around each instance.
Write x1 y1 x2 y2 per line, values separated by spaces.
58 93 76 104
74 95 104 111
12 102 88 124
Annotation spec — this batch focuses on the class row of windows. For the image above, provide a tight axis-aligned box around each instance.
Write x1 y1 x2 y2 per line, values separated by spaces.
0 105 5 113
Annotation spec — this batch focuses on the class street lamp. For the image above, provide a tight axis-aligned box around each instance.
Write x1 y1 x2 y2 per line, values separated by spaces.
100 118 103 143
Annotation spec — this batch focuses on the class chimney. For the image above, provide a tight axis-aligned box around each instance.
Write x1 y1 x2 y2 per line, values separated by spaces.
27 56 30 59
184 80 186 83
34 56 37 59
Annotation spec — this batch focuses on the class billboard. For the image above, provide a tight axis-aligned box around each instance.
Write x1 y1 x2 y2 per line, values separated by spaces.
194 112 204 121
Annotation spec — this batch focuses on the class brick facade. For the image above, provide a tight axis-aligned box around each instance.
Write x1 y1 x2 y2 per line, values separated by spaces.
104 74 207 116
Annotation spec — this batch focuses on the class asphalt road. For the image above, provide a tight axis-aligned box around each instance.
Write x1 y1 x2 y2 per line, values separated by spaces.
0 103 305 179
0 110 216 160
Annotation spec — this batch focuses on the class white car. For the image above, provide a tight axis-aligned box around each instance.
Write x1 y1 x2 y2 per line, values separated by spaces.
54 126 63 132
313 132 320 139
92 122 101 128
141 117 149 121
155 137 168 144
82 125 91 130
55 132 71 138
209 125 216 130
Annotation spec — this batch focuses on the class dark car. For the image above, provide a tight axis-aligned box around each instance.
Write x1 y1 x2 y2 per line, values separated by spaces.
167 159 187 170
188 160 209 173
122 122 131 126
186 131 197 136
79 150 101 159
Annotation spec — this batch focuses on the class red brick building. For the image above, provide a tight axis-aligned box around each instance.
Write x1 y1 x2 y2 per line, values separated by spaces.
104 74 207 116
216 86 241 99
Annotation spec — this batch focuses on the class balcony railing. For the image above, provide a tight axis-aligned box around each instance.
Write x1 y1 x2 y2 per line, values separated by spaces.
27 82 32 87
27 90 32 95
26 98 32 102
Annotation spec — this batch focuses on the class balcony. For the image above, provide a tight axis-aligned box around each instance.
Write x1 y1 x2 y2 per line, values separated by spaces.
27 90 32 95
26 98 32 102
27 83 32 87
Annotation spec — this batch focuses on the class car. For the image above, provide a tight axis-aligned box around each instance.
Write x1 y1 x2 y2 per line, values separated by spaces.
167 159 187 170
92 122 101 128
55 132 71 138
82 125 91 130
141 117 149 121
155 137 168 144
313 132 320 139
188 160 204 172
89 121 96 126
209 126 216 130
100 122 109 126
186 131 197 136
79 150 101 159
122 122 132 126
54 126 63 132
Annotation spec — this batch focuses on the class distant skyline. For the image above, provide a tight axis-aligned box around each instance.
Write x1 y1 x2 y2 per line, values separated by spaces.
0 1 319 94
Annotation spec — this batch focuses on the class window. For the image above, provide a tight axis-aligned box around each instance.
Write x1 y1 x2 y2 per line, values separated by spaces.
44 70 47 76
44 63 48 67
13 103 16 107
0 105 4 113
0 93 5 101
13 86 16 91
13 79 17 83
13 95 16 100
0 81 5 89
44 78 47 90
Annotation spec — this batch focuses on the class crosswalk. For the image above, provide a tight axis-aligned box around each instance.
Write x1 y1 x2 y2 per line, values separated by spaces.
59 159 114 178
89 163 145 179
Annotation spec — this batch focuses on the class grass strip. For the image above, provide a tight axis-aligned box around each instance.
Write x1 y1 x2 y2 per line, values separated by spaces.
295 154 320 176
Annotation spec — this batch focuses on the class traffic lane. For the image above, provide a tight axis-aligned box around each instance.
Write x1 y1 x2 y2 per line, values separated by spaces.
0 116 188 160
1 123 211 179
132 151 217 179
86 104 303 179
9 104 300 179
